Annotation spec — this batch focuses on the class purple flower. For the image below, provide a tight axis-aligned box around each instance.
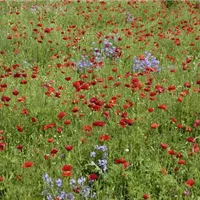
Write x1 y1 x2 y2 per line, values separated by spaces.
56 178 62 187
98 159 107 172
95 145 107 152
132 52 162 72
43 173 53 186
183 189 190 196
90 151 96 157
77 55 92 69
125 12 134 23
69 178 76 186
80 186 90 198
78 177 85 186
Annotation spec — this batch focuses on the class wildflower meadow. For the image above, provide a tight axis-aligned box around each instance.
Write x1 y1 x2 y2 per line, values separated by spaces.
0 0 200 199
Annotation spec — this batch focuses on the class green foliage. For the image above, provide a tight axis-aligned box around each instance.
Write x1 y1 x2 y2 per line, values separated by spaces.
0 1 199 199
165 0 175 8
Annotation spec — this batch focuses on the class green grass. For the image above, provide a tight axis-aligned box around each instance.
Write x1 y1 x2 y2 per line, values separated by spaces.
0 1 200 199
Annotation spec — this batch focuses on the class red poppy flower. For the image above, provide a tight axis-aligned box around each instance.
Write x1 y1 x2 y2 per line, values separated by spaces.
62 171 72 177
176 153 183 158
73 186 81 193
139 54 145 60
185 179 195 188
31 117 37 123
57 127 63 133
160 143 168 149
17 145 23 150
82 125 92 132
62 164 72 171
65 77 71 81
0 176 3 181
151 123 160 129
44 27 51 33
171 117 177 123
1 95 11 102
177 96 183 103
192 143 199 153
47 138 54 143
147 107 154 113
143 194 150 199
51 148 58 155
123 162 130 169
168 85 176 91
114 157 126 164
99 134 110 142
42 123 56 130
12 90 19 96
168 149 176 155
65 145 73 151
178 160 186 165
184 82 191 88
79 83 89 90
0 142 6 151
158 104 168 111
17 125 23 132
44 154 50 160
64 120 71 125
92 121 105 127
22 161 34 168
194 119 200 127
72 107 79 113
177 124 184 129
17 96 26 102
88 173 98 181
187 137 195 143
57 111 66 120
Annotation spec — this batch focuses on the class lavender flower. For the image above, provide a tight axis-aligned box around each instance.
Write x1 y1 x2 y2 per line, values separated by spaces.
77 55 92 69
132 51 162 72
90 151 96 158
56 179 62 188
102 39 118 59
91 192 96 199
95 145 107 152
98 159 107 172
42 174 74 200
46 194 54 200
98 159 107 167
57 191 67 199
69 178 76 187
78 177 85 186
80 186 91 198
125 12 134 23
183 189 190 196
43 173 53 186
66 193 74 200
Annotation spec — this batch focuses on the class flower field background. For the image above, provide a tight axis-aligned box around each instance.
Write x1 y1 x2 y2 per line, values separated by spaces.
0 0 200 199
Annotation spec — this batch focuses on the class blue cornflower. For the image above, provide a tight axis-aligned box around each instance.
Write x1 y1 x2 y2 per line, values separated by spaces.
56 179 62 188
43 173 53 186
132 52 162 72
98 159 107 172
77 55 92 69
69 178 76 186
90 151 96 158
78 177 85 186
95 145 107 152
80 186 91 198
46 194 54 200
66 193 74 200
126 12 134 23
